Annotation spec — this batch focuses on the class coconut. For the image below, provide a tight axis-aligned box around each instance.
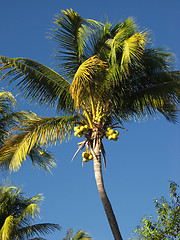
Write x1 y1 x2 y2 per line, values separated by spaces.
88 154 93 160
105 132 110 138
108 135 113 140
83 152 89 158
112 133 117 139
108 129 114 135
74 126 79 131
83 158 89 162
80 125 84 131
74 132 79 137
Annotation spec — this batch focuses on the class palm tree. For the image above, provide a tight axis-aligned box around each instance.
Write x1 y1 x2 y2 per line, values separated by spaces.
0 9 180 239
0 91 56 172
63 229 92 240
0 184 61 239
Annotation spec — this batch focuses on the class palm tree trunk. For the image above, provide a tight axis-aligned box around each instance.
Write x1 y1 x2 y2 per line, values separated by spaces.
92 138 123 240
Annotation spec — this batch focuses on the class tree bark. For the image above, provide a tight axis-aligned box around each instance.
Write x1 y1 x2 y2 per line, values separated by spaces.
92 137 123 240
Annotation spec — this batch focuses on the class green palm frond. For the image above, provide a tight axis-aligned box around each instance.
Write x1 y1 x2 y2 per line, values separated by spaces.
85 21 111 60
74 229 92 240
0 56 73 112
29 146 56 172
63 229 92 240
0 215 14 240
17 223 61 239
0 91 16 113
110 70 180 123
0 91 37 148
70 55 108 108
143 48 175 74
108 31 148 83
52 9 101 79
0 115 79 172
120 32 147 76
19 203 40 221
0 185 61 240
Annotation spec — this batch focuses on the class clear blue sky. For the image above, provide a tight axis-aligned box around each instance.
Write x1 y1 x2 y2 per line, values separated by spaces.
0 0 180 239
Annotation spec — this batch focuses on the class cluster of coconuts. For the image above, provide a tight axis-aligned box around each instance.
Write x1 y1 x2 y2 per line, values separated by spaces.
74 125 89 137
82 151 93 162
105 127 119 141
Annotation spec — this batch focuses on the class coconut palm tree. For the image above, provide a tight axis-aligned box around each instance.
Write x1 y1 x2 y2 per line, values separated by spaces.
0 9 180 239
0 184 61 240
63 229 92 240
0 91 56 172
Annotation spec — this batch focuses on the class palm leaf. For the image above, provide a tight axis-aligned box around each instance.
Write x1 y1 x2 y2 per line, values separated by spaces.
29 146 56 173
0 56 73 112
0 115 79 172
70 55 108 108
74 229 92 240
110 71 180 123
16 223 61 240
52 9 101 79
0 91 16 112
0 215 14 240
0 185 61 240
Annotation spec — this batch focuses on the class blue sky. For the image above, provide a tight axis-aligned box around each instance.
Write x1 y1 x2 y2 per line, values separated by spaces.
0 0 180 239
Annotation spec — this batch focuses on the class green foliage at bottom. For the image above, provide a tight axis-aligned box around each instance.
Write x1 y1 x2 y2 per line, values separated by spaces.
131 182 180 239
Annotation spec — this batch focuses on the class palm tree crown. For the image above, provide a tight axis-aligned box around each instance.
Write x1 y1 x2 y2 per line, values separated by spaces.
63 229 92 240
0 184 61 240
0 9 180 240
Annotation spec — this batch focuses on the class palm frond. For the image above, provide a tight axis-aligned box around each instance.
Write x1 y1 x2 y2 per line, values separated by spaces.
120 32 147 76
74 229 92 240
0 215 14 240
18 223 61 238
0 91 16 112
111 70 180 123
19 203 40 221
0 56 73 112
63 229 92 240
0 115 79 172
70 55 108 108
29 146 56 172
108 30 148 83
85 21 111 60
52 9 101 79
0 185 61 240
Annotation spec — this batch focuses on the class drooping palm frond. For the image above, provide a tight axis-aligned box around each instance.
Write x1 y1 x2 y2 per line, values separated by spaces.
0 93 57 173
0 185 61 240
52 9 101 79
0 110 36 147
109 46 180 123
0 57 73 112
84 21 111 60
70 55 108 108
0 114 79 172
16 223 61 240
29 146 56 173
87 18 137 61
0 215 14 240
